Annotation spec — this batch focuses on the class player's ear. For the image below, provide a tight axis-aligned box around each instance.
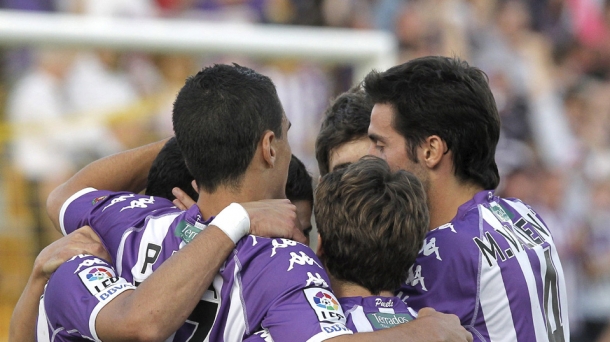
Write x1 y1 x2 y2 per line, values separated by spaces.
315 234 324 258
421 135 446 169
261 130 276 168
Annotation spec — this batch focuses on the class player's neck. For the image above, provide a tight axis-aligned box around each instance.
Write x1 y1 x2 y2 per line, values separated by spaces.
196 186 259 221
427 176 483 230
330 277 393 299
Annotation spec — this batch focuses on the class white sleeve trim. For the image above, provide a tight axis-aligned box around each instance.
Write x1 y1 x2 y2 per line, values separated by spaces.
59 187 98 236
306 329 353 342
88 285 135 341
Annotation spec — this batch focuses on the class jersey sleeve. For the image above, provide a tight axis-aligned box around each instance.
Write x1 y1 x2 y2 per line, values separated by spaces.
42 254 135 341
396 221 480 326
59 187 176 237
239 238 353 342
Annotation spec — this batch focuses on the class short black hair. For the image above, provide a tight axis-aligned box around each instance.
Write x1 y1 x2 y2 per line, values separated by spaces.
145 137 199 201
315 156 429 294
315 86 373 176
286 155 313 203
364 56 501 189
173 64 284 193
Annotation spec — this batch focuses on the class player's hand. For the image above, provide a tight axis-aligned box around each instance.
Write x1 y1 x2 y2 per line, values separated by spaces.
33 226 111 280
413 308 472 342
172 185 197 210
241 199 307 244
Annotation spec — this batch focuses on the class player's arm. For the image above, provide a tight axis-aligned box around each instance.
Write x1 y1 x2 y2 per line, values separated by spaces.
94 225 234 341
328 309 472 342
46 139 169 231
9 227 110 342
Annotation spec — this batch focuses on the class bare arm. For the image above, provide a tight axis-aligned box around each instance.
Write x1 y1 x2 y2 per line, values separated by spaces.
46 139 169 231
9 227 110 342
331 308 472 342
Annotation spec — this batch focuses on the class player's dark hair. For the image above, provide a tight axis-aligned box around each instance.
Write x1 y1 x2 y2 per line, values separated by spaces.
286 155 313 203
315 156 429 295
315 86 373 176
173 64 283 193
145 137 199 201
364 56 501 189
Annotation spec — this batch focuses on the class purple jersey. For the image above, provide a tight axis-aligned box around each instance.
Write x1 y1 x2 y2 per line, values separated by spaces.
38 188 353 341
37 255 135 340
339 296 417 332
396 190 569 342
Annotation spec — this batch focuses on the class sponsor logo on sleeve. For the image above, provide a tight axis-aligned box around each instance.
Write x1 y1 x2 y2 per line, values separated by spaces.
78 265 135 301
91 196 107 205
303 288 346 323
321 322 351 334
366 312 414 330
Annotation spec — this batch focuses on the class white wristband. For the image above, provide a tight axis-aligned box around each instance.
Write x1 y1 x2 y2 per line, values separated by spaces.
210 203 250 244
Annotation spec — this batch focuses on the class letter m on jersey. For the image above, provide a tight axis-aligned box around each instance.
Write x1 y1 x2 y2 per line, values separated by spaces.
473 232 506 267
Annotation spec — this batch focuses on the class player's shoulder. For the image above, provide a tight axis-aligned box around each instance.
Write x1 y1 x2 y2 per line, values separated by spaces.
235 236 328 284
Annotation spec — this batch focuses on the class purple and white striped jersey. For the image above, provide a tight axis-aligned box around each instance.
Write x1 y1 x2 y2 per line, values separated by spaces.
396 190 569 342
339 296 417 332
38 188 353 341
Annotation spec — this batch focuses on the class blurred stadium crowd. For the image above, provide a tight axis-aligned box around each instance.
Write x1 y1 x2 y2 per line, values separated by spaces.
0 0 610 340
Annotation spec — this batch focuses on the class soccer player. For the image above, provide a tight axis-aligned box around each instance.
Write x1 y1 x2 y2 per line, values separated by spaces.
315 86 372 176
364 56 569 341
41 64 470 341
11 142 315 342
315 156 428 332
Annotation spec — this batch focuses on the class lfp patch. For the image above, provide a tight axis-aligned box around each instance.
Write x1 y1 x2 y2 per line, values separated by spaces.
304 288 346 323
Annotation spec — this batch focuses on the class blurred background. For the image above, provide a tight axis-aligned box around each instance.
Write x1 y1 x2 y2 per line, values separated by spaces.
0 0 609 341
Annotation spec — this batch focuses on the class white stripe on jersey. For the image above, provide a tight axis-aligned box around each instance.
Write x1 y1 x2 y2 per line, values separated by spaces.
504 200 570 340
478 206 519 341
482 205 548 342
223 255 248 342
59 187 97 236
346 305 374 332
129 213 179 284
378 308 395 314
37 295 50 342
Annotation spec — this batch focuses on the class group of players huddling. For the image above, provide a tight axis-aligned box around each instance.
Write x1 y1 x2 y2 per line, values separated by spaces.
9 56 568 342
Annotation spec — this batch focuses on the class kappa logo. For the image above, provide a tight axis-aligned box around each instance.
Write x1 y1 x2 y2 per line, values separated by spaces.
406 264 427 291
120 196 155 212
102 194 135 212
305 272 328 288
422 238 442 261
74 256 108 273
287 251 322 271
271 238 297 257
252 329 274 342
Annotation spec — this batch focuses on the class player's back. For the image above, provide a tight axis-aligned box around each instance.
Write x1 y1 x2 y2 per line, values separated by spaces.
397 190 569 341
204 235 352 341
